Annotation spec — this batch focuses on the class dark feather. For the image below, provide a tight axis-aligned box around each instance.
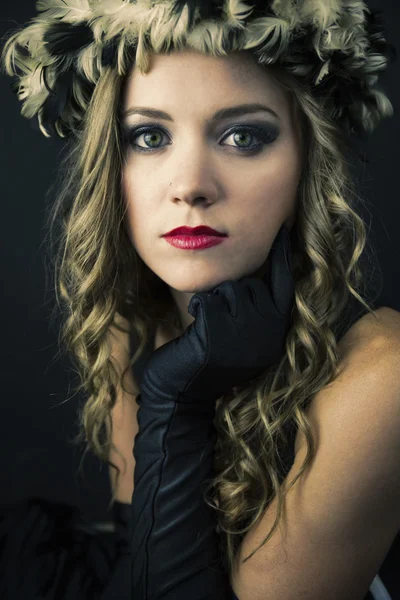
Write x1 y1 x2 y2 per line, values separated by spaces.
101 36 121 69
43 21 94 57
41 67 75 137
171 0 224 30
365 8 397 65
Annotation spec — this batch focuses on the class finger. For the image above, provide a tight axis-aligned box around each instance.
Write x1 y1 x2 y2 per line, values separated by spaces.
187 287 231 319
208 279 239 318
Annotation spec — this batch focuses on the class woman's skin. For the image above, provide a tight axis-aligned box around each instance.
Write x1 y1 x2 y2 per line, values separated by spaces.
121 49 304 344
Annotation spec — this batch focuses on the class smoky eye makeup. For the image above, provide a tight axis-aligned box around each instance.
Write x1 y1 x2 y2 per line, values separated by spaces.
121 120 280 154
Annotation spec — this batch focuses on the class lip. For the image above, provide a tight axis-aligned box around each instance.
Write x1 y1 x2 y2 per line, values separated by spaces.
163 225 227 237
164 235 227 250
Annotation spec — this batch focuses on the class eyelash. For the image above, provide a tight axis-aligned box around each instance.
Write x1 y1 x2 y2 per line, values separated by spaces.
122 122 278 154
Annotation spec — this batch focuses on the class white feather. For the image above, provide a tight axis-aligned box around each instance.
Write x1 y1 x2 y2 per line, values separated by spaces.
36 0 93 23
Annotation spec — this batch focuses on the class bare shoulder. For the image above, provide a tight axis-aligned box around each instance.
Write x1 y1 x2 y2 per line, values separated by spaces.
295 305 400 457
338 305 400 360
293 302 400 523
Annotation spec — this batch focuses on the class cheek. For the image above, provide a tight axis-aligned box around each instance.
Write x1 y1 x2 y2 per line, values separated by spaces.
266 143 301 195
235 149 300 245
239 177 297 234
255 146 300 217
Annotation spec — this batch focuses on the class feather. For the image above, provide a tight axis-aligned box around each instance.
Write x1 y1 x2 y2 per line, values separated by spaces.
271 0 343 29
40 66 75 137
171 0 223 30
43 21 94 56
36 0 92 21
364 8 397 65
101 36 121 69
224 0 261 29
298 0 343 29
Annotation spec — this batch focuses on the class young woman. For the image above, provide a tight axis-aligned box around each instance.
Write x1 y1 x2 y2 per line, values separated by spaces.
1 2 399 599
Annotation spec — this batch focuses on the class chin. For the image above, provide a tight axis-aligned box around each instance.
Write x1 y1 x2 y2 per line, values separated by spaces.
163 274 223 293
176 283 218 294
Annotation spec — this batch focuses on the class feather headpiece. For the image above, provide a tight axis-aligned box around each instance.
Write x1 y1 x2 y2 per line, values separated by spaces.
1 0 396 140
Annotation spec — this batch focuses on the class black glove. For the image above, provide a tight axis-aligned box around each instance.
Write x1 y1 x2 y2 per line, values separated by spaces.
130 223 295 599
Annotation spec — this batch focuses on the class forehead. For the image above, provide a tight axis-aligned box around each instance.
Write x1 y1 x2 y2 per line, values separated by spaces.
122 49 291 116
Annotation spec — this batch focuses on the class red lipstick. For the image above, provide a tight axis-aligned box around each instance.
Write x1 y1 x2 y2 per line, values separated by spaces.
163 225 226 236
162 225 228 250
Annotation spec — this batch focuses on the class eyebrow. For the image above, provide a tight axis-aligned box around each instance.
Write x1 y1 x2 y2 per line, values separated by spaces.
122 102 280 123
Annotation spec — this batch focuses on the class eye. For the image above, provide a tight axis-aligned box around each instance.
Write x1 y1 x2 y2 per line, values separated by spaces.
122 123 278 154
222 126 277 152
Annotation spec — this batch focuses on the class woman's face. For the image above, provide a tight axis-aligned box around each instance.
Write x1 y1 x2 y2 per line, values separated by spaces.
121 49 303 330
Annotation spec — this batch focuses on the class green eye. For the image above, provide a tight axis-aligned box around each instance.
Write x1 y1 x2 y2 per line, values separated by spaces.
122 123 278 154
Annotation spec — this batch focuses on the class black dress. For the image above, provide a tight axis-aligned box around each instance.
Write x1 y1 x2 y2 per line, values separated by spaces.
1 299 398 600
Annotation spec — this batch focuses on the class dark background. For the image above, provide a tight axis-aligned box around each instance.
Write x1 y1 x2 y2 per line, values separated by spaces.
1 1 399 596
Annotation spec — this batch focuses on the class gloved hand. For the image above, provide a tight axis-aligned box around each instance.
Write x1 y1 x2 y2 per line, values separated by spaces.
139 222 294 407
130 223 295 600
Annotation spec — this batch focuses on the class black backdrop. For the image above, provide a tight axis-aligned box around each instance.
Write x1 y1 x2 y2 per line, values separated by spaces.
1 1 399 594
